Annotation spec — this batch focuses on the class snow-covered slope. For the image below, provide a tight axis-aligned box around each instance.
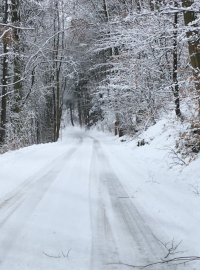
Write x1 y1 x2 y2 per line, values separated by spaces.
91 118 200 265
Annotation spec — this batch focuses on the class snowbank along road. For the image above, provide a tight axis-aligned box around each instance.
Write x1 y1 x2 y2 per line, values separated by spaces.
0 129 191 269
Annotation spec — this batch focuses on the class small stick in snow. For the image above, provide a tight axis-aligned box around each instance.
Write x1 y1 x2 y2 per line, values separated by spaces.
63 249 72 257
43 251 61 259
146 172 160 185
189 184 200 196
152 234 186 258
132 188 139 198
107 256 200 269
164 146 186 167
43 249 71 259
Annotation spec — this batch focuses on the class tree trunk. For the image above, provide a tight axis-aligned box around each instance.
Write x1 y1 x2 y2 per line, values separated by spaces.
70 103 74 126
56 70 60 140
11 0 22 115
0 0 8 145
78 101 82 127
115 121 118 136
173 0 181 118
53 88 57 142
182 0 200 117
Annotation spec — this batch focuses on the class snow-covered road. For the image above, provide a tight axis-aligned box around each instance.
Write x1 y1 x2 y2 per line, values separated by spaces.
0 127 199 270
90 138 171 270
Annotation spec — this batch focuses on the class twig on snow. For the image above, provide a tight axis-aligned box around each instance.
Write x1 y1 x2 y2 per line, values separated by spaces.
152 234 185 258
145 172 160 185
132 189 139 198
43 249 71 259
164 146 186 167
43 251 61 259
66 249 72 257
107 256 200 269
189 184 200 196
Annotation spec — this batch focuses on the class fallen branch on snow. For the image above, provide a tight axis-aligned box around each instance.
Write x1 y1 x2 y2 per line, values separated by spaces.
152 234 185 258
107 256 200 269
189 184 200 196
43 249 71 259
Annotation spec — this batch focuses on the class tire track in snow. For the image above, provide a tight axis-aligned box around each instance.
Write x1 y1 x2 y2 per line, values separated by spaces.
90 140 120 270
90 139 176 270
0 139 82 264
0 138 82 213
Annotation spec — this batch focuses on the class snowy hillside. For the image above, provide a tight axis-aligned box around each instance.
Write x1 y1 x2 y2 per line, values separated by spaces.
93 118 200 266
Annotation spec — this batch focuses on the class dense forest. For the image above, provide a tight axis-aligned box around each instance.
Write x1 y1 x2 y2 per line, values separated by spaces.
0 0 200 159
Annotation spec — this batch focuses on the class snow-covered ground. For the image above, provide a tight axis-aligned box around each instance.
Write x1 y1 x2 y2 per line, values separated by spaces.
0 120 199 270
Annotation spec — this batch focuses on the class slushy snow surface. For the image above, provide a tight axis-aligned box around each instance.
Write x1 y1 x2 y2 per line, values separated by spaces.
0 121 199 270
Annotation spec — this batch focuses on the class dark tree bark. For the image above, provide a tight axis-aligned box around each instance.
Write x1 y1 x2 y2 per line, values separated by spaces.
69 103 74 126
173 0 181 118
0 0 8 145
11 0 22 115
53 87 57 142
78 101 82 127
182 0 200 117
